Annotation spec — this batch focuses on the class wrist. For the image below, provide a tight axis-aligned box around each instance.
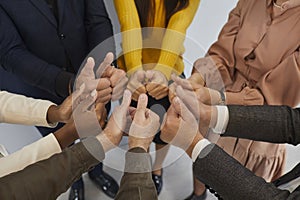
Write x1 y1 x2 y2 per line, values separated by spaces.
128 137 150 152
47 105 60 124
54 122 77 149
96 130 119 153
185 132 203 158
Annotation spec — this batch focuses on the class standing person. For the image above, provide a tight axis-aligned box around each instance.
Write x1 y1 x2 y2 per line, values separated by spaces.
0 1 122 199
114 0 200 195
175 0 300 198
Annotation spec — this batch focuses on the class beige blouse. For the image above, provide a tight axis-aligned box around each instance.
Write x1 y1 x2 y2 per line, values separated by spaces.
195 0 300 107
194 0 300 181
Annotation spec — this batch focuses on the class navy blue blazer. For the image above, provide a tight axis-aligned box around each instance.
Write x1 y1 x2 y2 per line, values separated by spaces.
0 0 114 103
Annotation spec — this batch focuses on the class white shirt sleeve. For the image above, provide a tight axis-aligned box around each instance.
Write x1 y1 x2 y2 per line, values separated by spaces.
0 134 62 177
191 139 211 162
211 106 229 134
0 91 57 127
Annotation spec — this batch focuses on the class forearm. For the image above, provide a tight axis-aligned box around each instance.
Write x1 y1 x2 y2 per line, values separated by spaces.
0 138 104 200
0 134 61 178
114 0 143 74
223 106 300 145
115 147 157 200
155 0 200 79
193 144 291 200
0 91 57 127
54 123 78 149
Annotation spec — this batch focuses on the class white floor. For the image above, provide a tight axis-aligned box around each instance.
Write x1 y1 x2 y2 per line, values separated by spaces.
0 123 299 200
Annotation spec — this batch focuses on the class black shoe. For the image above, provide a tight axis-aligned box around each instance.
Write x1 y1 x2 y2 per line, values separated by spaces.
88 171 119 198
69 179 84 200
185 189 207 200
152 172 163 195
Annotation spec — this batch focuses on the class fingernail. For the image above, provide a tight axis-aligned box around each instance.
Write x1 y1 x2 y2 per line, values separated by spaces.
124 90 131 97
174 97 180 104
140 94 146 100
91 89 97 97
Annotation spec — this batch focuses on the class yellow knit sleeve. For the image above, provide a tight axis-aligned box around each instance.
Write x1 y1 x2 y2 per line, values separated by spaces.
114 0 143 75
153 0 201 80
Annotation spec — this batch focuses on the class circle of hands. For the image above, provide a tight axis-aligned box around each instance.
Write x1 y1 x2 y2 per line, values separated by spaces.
53 52 225 151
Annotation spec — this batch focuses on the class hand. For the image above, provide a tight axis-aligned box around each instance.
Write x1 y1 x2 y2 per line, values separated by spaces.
95 102 107 129
127 69 147 101
47 84 85 124
128 94 160 151
168 81 177 102
173 75 221 105
161 97 203 156
282 0 300 10
102 66 128 101
145 70 168 100
175 86 218 134
73 90 103 138
97 90 132 151
168 73 204 102
76 54 112 104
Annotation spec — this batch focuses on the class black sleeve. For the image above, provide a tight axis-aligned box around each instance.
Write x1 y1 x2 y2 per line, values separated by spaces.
223 105 300 145
193 144 299 200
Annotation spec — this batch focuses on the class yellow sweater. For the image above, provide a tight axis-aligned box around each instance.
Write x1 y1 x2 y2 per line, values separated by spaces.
114 0 200 79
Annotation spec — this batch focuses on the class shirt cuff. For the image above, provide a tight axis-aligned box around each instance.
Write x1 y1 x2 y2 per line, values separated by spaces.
211 106 229 134
125 147 152 173
191 139 211 162
55 71 74 98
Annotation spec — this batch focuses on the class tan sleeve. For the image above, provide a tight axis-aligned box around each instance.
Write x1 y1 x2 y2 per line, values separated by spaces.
193 0 243 88
0 134 61 177
257 49 300 107
0 91 57 127
225 87 265 105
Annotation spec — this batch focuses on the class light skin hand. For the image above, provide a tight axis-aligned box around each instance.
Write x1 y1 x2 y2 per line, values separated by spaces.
96 90 132 152
127 69 147 101
102 64 128 101
128 94 160 152
175 86 218 134
161 97 203 157
76 54 113 104
145 70 168 100
173 75 221 105
281 0 300 10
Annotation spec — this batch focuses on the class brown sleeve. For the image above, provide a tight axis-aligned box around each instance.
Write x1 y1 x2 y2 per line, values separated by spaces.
193 0 243 90
257 49 300 107
115 147 158 200
0 137 104 200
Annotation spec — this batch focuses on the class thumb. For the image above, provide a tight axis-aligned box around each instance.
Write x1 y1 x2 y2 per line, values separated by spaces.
172 97 194 121
136 70 146 82
134 93 148 120
120 90 132 113
145 70 155 81
81 57 95 78
96 52 114 78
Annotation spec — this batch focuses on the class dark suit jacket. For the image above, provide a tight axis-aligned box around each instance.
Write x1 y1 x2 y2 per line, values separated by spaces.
194 144 300 200
0 0 114 103
0 137 104 200
0 138 157 200
115 147 158 200
223 105 300 145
